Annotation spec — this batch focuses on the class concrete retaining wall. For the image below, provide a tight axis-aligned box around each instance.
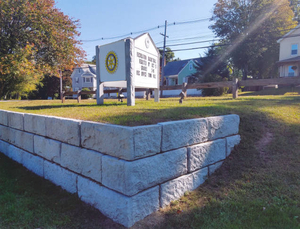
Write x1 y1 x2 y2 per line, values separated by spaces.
0 109 240 227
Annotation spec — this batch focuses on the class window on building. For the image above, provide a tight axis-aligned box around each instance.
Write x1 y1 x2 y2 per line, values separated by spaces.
291 44 298 55
86 77 91 83
83 77 85 83
189 63 193 71
288 65 296 77
75 77 79 84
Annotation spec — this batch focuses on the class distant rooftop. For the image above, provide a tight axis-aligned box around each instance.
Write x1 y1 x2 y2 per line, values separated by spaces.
164 58 201 77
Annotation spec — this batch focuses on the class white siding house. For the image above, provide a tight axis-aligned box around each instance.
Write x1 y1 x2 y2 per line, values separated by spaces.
277 25 300 77
71 64 97 92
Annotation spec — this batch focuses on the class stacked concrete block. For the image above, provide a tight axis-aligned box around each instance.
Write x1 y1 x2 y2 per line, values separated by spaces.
207 114 240 140
133 125 162 159
187 139 226 172
226 135 241 157
34 135 61 163
0 109 241 228
9 129 34 153
24 114 47 136
7 145 24 164
160 167 208 207
22 151 44 177
44 161 78 194
102 148 187 196
61 144 102 182
78 176 160 227
7 111 24 130
81 121 135 159
0 110 8 126
46 116 81 146
159 118 208 151
0 140 10 156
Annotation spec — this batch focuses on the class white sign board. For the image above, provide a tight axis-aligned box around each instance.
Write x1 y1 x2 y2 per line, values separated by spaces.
134 33 159 89
96 33 160 106
99 39 126 82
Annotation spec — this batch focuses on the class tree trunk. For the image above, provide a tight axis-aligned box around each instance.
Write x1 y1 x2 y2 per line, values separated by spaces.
242 64 248 80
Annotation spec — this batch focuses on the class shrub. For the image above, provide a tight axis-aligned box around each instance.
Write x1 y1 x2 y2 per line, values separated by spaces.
81 88 93 99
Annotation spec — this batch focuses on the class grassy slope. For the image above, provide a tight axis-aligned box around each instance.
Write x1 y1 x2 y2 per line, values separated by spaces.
0 88 300 228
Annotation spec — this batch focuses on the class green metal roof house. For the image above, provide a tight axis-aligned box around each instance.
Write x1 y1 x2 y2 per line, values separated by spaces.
163 58 202 85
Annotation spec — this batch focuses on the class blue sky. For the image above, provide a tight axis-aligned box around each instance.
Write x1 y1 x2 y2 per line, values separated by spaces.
55 0 218 61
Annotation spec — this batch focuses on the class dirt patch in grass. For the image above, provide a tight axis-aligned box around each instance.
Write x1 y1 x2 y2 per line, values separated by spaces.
256 127 274 163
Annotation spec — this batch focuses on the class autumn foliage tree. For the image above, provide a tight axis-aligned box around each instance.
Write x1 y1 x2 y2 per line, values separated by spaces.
0 0 85 98
210 0 297 80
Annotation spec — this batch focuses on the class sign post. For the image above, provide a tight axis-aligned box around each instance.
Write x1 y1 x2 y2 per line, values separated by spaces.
96 33 160 106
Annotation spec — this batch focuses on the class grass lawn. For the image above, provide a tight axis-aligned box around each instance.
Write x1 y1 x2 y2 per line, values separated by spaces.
0 87 300 228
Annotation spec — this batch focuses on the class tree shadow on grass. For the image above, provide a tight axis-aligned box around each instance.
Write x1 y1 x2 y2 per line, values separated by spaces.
14 102 126 110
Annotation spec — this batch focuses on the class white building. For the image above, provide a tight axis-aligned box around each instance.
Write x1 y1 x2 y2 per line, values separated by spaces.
70 64 97 92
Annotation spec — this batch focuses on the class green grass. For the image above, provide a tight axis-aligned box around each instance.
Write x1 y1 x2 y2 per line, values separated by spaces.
1 87 300 228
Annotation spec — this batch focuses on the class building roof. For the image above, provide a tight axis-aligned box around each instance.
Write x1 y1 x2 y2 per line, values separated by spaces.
71 64 96 78
277 56 300 65
277 24 300 43
163 58 201 77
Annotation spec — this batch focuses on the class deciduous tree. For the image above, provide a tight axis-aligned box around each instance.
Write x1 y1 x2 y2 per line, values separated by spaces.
210 0 297 80
0 0 85 98
191 45 230 96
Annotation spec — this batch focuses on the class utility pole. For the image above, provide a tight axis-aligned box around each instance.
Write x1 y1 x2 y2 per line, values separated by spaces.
160 20 168 98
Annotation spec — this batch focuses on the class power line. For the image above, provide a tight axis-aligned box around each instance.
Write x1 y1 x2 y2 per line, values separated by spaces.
156 34 216 44
80 18 210 43
157 38 221 49
167 43 230 52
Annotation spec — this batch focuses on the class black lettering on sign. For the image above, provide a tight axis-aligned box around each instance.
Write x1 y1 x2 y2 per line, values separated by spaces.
137 52 147 60
153 74 156 78
141 66 147 71
148 73 152 78
141 71 147 77
136 70 140 76
139 59 147 65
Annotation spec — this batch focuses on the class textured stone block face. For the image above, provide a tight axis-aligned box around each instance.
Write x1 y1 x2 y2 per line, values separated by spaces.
78 176 159 228
207 115 240 140
7 145 24 163
0 125 9 142
0 110 8 126
34 135 61 163
46 117 81 146
209 161 224 176
22 151 44 177
9 129 34 153
160 167 208 207
61 144 102 182
102 148 187 196
81 121 134 160
0 140 10 156
159 118 208 152
133 125 162 159
188 139 226 172
7 111 24 130
24 114 46 136
226 135 241 157
44 161 77 193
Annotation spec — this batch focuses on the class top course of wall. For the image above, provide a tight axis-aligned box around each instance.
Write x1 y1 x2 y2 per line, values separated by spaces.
0 110 239 161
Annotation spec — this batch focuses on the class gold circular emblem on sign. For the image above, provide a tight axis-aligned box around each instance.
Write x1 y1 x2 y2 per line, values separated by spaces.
105 51 118 74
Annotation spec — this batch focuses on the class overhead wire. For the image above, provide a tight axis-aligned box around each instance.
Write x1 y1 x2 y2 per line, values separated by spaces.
80 18 210 42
